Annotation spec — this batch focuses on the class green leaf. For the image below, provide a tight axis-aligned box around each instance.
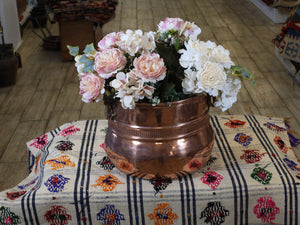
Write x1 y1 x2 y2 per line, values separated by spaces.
241 69 251 79
234 64 242 71
161 82 176 97
83 43 95 55
154 42 186 102
174 34 180 51
79 55 94 73
227 65 256 85
156 42 183 74
67 45 79 57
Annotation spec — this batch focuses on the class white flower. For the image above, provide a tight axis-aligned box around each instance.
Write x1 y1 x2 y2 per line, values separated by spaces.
116 30 156 56
111 72 135 109
179 40 217 69
182 62 227 96
181 69 198 94
179 48 203 69
110 72 127 90
180 21 201 41
210 45 234 69
116 29 144 56
111 71 155 109
214 78 241 111
121 95 135 109
75 55 85 76
197 62 227 96
140 31 156 53
134 81 155 100
185 40 216 53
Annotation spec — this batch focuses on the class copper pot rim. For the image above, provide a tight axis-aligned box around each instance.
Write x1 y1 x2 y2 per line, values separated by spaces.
130 93 209 108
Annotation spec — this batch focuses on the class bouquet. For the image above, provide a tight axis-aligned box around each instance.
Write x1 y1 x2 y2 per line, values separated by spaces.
68 17 254 114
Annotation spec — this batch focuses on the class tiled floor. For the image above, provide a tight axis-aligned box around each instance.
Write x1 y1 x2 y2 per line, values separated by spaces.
0 0 299 191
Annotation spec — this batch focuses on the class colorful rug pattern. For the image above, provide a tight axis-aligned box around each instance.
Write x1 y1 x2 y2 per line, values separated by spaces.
0 115 299 224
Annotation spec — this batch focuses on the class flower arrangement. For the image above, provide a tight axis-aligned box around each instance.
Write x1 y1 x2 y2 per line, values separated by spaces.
68 17 254 114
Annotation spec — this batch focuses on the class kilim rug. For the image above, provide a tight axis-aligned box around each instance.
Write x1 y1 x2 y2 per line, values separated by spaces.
273 0 300 8
0 115 299 225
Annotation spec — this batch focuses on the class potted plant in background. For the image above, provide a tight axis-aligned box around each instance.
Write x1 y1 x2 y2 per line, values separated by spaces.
68 18 255 179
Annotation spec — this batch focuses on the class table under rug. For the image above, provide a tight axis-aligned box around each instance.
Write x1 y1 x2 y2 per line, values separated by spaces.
0 115 299 225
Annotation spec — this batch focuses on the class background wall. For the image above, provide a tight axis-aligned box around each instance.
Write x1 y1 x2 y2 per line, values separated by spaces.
0 0 22 50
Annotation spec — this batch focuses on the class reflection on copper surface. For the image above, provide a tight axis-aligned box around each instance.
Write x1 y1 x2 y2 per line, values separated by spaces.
105 94 214 179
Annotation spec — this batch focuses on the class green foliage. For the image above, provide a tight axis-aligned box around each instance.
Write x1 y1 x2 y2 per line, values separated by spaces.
67 45 79 57
79 55 94 73
103 77 117 118
67 44 95 73
227 65 256 85
83 43 95 55
154 42 188 102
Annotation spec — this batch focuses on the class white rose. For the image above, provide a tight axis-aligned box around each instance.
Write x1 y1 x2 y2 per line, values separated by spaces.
195 62 227 96
210 45 234 69
185 40 216 52
187 40 210 53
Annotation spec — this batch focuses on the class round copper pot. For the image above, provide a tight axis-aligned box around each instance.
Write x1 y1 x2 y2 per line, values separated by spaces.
105 94 214 179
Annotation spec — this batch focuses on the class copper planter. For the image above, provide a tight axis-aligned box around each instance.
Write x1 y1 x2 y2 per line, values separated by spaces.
105 94 214 179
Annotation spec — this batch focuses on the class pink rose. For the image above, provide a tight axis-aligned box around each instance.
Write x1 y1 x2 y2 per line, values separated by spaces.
79 73 104 103
133 53 166 82
94 48 126 78
158 17 184 32
97 32 122 50
78 72 91 80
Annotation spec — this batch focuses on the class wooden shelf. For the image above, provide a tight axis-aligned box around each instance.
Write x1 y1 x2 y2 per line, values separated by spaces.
249 0 289 23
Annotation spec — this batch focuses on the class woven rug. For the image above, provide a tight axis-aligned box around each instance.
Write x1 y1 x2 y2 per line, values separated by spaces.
273 0 300 8
47 0 118 25
0 115 299 225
